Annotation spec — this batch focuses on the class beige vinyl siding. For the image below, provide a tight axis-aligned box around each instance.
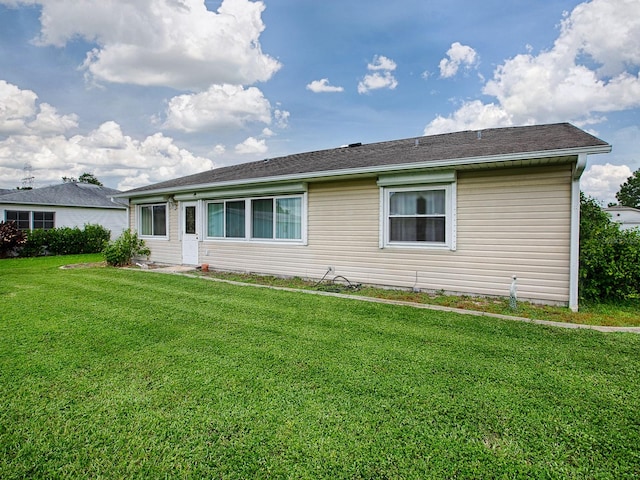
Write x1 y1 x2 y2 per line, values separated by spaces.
130 203 181 264
199 180 379 280
192 164 573 305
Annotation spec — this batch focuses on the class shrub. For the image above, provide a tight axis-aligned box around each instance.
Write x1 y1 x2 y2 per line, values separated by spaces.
103 230 150 267
21 229 50 257
20 224 111 257
579 193 640 302
0 221 26 258
82 224 111 253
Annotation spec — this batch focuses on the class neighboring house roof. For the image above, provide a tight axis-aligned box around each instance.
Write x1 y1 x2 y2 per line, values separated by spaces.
0 182 126 209
122 123 611 197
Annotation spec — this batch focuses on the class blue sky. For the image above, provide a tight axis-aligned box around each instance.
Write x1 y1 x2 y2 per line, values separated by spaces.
0 0 638 204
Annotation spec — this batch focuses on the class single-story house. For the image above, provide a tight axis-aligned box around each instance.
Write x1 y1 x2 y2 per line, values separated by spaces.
604 205 640 231
119 123 611 311
0 182 128 239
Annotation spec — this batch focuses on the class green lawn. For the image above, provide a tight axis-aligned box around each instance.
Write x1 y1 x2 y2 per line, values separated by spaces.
1 255 639 478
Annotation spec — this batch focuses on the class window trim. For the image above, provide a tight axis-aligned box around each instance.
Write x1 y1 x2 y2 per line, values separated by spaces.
380 183 456 250
32 211 55 230
5 210 55 231
138 203 169 239
205 193 307 244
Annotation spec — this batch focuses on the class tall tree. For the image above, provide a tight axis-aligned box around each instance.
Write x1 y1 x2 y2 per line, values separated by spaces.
615 168 640 208
62 173 104 186
78 172 103 186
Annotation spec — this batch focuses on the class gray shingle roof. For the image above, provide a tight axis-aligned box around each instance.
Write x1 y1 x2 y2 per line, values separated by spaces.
0 182 126 209
124 123 610 196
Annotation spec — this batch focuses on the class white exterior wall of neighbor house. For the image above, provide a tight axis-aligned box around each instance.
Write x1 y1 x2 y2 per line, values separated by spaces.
192 163 572 305
2 204 127 240
605 207 640 231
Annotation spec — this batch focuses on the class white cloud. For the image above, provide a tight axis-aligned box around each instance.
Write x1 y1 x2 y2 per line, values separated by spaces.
358 55 398 94
425 0 640 134
0 81 213 190
439 42 478 78
274 109 290 129
581 163 633 204
210 144 226 156
0 80 78 135
306 78 344 93
367 55 397 71
235 136 267 154
424 100 511 135
12 0 281 91
163 84 272 132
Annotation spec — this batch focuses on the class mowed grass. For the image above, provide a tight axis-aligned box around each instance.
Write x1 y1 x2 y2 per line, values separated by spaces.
1 255 639 478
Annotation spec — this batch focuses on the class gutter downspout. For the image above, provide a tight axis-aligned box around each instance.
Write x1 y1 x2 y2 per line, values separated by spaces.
569 153 588 312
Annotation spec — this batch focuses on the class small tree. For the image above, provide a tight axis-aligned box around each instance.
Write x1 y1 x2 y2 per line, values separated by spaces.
579 192 640 302
615 168 640 208
0 221 26 258
103 230 150 267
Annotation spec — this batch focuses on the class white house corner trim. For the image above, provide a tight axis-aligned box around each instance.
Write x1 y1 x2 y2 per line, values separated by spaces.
569 154 587 312
450 181 457 251
378 188 385 249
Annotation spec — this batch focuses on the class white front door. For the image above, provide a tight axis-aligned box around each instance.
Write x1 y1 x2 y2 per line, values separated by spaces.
181 201 199 265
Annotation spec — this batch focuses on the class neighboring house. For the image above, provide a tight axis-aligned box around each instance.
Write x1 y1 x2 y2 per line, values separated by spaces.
0 182 128 239
119 123 611 311
604 205 640 231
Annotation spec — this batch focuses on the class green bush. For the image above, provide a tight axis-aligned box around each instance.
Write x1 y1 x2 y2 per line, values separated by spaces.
21 224 111 257
103 230 150 267
579 193 640 302
0 221 26 258
21 228 50 257
82 224 111 253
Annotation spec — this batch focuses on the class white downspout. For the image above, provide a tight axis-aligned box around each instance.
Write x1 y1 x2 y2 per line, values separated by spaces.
569 154 587 312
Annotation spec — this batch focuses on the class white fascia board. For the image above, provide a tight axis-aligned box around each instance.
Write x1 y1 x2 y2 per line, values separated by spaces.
120 144 612 199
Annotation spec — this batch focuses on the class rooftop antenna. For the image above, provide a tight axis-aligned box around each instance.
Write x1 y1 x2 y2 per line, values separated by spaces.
21 163 34 189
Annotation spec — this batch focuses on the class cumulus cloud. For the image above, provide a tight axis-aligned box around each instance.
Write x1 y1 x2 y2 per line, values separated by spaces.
439 42 478 78
10 0 281 91
0 81 213 190
425 100 511 135
425 0 640 134
367 55 397 71
358 55 398 94
581 163 633 204
235 136 267 154
306 78 344 93
0 80 78 135
163 84 272 132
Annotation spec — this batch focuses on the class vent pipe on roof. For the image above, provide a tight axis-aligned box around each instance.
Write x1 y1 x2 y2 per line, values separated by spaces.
415 139 419 147
477 130 482 140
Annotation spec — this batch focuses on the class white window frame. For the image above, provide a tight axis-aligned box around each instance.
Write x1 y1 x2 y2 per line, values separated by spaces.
380 183 456 250
205 193 307 244
138 203 169 239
